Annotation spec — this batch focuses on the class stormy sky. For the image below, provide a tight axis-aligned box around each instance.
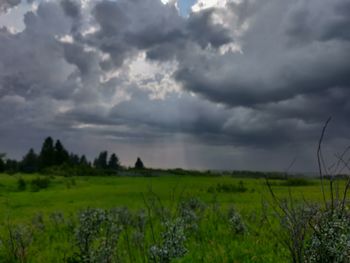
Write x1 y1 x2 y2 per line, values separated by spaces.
0 0 349 172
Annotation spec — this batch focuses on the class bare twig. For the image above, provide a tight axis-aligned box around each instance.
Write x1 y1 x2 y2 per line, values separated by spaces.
317 116 332 208
332 155 350 214
141 193 156 244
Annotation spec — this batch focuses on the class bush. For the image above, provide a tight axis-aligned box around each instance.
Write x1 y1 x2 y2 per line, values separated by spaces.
280 178 314 187
30 177 50 192
265 117 350 262
305 210 350 262
149 218 188 263
17 178 26 191
74 208 123 263
0 224 33 262
209 181 248 193
179 197 206 231
227 207 246 235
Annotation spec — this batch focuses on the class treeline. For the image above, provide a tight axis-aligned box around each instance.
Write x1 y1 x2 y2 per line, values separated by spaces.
0 137 145 175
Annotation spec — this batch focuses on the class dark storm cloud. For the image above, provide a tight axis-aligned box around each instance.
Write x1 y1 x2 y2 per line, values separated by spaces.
60 0 80 19
0 2 77 101
109 93 227 136
63 42 99 76
1 0 350 171
186 8 233 48
58 87 319 150
285 0 350 42
173 0 350 108
84 0 183 67
85 0 233 67
70 0 350 168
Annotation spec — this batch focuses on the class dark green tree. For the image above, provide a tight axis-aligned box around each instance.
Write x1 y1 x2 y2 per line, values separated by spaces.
134 157 144 169
108 153 120 170
69 153 80 166
79 155 89 166
5 159 19 173
39 137 55 168
0 153 5 173
21 148 39 173
54 140 69 165
94 151 108 169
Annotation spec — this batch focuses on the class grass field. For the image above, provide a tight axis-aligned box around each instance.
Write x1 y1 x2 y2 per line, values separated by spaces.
0 172 334 262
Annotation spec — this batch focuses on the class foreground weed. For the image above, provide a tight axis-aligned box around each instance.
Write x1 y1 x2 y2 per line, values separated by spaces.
149 218 187 263
0 223 33 263
227 207 247 235
305 209 350 263
73 208 122 263
179 197 206 231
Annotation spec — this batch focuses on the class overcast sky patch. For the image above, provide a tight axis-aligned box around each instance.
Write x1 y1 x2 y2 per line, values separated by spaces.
0 0 349 172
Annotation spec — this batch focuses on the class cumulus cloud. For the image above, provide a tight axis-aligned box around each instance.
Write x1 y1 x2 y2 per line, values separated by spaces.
0 0 21 13
0 0 349 171
174 0 350 107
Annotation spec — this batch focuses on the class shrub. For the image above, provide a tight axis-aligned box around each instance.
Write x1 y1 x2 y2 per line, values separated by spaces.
280 178 314 187
74 208 122 263
17 178 26 191
131 210 147 248
30 177 50 192
179 197 206 231
49 211 65 226
265 118 350 262
209 181 248 193
149 218 188 263
305 210 350 262
32 213 45 231
227 207 247 235
0 224 33 263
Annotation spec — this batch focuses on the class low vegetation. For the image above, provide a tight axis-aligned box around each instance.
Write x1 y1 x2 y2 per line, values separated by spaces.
208 181 248 193
0 172 347 262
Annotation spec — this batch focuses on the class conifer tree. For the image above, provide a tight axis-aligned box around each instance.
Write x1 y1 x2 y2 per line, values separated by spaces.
79 155 88 166
21 148 39 173
94 151 108 169
39 137 55 168
54 140 69 165
69 153 80 166
108 153 120 170
0 153 5 172
134 157 145 169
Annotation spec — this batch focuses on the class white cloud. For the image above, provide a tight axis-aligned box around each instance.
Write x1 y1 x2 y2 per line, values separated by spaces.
0 1 32 31
127 53 181 99
191 0 233 12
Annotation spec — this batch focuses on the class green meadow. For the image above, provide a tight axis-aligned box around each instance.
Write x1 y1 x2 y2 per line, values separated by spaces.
0 172 332 262
0 173 324 220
